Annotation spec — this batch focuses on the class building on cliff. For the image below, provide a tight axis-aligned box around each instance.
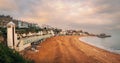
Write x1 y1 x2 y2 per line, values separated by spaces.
0 15 38 28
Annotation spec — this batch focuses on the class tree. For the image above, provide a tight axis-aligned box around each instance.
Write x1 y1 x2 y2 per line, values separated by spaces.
53 28 62 35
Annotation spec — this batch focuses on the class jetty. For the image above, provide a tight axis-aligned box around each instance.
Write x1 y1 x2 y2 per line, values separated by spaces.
97 33 111 38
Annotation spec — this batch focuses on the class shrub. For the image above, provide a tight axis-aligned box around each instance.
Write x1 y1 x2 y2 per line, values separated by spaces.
0 43 32 63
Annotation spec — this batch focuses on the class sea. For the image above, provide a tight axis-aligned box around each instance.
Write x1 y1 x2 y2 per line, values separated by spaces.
80 33 120 54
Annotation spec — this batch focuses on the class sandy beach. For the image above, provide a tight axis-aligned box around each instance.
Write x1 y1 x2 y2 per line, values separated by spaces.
23 36 120 63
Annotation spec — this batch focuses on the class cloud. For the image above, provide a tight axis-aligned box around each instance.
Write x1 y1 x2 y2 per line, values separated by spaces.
0 0 120 32
0 0 18 11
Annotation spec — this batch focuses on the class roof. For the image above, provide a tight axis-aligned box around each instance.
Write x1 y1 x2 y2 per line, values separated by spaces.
7 21 15 26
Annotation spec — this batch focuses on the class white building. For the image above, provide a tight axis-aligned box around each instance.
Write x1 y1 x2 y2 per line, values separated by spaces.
17 21 29 28
7 22 18 49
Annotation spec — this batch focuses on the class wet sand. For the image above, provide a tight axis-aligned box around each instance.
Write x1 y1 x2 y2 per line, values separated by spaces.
23 36 120 63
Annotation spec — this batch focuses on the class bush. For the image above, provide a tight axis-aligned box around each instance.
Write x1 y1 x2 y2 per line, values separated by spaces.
0 43 32 63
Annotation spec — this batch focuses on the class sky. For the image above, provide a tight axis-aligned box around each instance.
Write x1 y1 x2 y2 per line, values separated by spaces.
0 0 120 33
